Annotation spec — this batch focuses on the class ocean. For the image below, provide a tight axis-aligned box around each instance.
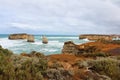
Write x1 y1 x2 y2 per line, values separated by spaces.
0 34 89 55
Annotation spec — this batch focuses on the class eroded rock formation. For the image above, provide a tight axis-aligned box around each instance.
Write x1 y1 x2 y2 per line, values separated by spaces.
62 41 79 55
27 35 34 42
9 33 28 40
8 33 35 42
42 36 48 44
79 34 114 41
62 40 120 55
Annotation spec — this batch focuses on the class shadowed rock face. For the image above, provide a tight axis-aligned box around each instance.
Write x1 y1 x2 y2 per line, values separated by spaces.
62 40 120 56
79 34 114 41
42 36 48 44
9 33 28 39
27 35 34 42
62 41 98 55
62 41 79 55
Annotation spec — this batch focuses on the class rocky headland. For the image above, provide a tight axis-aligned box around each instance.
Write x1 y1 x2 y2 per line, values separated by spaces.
62 40 120 56
79 34 120 41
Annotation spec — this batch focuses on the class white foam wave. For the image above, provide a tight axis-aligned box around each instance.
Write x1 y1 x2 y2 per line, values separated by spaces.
83 38 89 41
40 48 58 52
0 38 25 48
48 37 78 39
31 41 42 45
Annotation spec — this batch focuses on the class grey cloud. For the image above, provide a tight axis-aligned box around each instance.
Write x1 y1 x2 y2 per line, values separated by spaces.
0 0 120 34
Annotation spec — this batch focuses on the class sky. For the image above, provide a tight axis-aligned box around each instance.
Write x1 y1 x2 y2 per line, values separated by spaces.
0 0 120 35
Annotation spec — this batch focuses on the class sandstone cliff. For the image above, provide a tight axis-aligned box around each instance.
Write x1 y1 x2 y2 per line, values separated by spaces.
42 36 48 44
27 35 34 42
62 41 79 55
9 33 28 40
79 34 114 41
62 40 120 56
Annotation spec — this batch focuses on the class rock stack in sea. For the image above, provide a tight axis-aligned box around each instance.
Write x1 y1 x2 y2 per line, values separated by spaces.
9 33 28 40
27 35 34 42
8 33 35 42
42 36 48 44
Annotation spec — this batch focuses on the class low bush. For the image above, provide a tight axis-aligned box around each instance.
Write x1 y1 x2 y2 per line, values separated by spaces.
82 52 111 57
89 58 120 80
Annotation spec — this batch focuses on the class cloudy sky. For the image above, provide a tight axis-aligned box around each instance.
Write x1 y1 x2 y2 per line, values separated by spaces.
0 0 120 35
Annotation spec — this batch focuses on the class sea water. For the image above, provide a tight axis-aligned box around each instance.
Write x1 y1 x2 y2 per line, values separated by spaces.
0 34 89 55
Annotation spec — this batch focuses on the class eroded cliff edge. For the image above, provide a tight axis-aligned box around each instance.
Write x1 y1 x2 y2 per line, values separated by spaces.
79 34 120 41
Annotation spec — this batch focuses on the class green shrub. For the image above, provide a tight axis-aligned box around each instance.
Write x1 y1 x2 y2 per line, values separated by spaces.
82 52 110 57
0 45 13 56
89 58 120 80
0 54 15 80
0 46 47 80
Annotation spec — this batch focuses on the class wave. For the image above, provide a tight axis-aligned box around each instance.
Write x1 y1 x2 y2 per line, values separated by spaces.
82 38 89 41
0 38 25 48
47 37 78 39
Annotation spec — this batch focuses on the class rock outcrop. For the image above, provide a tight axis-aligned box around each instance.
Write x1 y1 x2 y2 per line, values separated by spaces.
62 41 79 55
79 34 114 41
62 40 120 56
42 36 48 44
9 33 28 40
62 41 100 55
27 35 34 42
8 33 35 42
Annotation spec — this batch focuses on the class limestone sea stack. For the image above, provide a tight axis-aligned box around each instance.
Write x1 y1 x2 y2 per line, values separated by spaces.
9 33 28 40
42 36 48 44
27 35 34 42
9 33 35 42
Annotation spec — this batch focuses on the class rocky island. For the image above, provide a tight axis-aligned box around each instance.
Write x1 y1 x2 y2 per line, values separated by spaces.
8 33 35 42
8 33 28 39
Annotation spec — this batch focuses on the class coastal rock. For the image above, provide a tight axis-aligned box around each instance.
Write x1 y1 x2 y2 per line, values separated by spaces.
62 41 101 55
9 33 28 40
42 36 48 44
79 34 114 41
27 35 34 42
62 41 98 55
62 40 120 56
62 41 79 55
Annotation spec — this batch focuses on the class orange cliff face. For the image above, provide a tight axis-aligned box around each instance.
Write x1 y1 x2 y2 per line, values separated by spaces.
8 33 28 39
79 34 116 41
62 40 120 56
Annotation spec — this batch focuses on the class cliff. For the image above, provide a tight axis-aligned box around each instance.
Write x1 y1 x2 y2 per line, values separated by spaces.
79 34 114 41
9 33 28 39
62 40 120 56
62 41 79 55
9 33 35 42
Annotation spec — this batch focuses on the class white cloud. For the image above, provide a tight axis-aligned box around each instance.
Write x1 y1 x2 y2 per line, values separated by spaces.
0 0 120 34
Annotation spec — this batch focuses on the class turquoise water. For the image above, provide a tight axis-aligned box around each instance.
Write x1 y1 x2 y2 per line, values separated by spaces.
0 34 89 55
